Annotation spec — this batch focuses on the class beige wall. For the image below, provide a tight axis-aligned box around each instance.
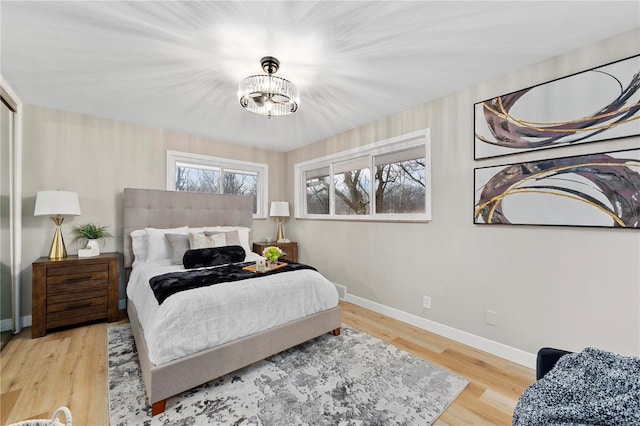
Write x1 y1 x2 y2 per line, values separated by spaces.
286 28 640 357
21 107 285 315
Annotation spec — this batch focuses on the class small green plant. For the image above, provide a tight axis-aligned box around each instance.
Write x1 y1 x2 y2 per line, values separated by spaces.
262 246 285 263
72 222 113 246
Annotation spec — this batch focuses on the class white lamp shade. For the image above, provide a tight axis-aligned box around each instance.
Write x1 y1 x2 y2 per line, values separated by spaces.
269 201 290 217
34 190 81 216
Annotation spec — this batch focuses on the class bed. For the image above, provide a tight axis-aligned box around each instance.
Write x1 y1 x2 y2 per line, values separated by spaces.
123 188 341 416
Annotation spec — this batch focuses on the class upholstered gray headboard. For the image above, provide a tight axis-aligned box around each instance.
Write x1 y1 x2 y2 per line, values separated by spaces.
123 188 253 269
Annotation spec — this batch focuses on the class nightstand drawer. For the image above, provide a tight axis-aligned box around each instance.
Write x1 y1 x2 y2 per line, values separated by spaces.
47 274 108 295
47 296 108 314
47 287 109 305
47 301 108 329
47 262 108 277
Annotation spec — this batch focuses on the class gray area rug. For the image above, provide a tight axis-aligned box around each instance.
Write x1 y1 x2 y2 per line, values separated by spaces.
108 324 468 425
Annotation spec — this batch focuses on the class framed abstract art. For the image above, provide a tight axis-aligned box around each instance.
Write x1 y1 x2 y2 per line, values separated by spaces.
474 55 640 160
474 148 640 228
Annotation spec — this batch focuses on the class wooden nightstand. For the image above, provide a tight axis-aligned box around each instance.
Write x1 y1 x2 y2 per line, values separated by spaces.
31 252 121 338
253 241 298 263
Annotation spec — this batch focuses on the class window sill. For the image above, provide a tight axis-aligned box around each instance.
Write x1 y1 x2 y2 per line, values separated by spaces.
295 215 430 223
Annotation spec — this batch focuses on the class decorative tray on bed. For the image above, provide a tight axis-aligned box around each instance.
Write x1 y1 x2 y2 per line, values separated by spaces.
242 262 288 273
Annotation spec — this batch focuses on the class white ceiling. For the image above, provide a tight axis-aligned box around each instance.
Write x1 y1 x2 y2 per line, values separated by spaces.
1 1 639 152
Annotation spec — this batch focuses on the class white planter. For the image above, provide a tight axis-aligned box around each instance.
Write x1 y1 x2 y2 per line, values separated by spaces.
78 239 100 257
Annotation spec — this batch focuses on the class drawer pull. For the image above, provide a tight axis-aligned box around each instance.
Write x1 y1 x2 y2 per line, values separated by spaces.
69 301 94 310
64 275 94 283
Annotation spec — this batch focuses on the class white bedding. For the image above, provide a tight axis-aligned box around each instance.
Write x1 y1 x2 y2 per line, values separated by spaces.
127 252 339 365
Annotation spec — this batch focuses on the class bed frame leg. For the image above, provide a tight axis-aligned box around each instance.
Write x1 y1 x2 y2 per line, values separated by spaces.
332 327 341 336
152 399 167 416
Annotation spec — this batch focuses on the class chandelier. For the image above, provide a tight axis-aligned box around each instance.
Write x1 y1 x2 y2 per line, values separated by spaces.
238 56 300 118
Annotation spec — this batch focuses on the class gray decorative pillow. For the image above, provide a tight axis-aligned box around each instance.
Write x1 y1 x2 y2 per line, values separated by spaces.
165 233 190 265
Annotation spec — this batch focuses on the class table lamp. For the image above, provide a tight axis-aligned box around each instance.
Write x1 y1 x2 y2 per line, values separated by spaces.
269 201 290 243
34 190 81 259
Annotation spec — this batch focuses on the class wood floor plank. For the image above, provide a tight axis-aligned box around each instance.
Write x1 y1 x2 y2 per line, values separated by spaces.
0 302 534 424
0 388 21 425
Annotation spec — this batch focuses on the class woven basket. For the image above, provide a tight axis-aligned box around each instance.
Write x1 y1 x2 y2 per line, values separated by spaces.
8 407 71 426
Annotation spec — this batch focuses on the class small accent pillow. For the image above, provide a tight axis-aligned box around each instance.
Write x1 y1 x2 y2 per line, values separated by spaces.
188 232 226 249
165 233 190 265
204 230 242 247
190 226 252 254
183 245 246 269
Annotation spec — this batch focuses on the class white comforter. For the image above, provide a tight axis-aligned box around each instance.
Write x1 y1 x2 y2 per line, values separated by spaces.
126 253 339 365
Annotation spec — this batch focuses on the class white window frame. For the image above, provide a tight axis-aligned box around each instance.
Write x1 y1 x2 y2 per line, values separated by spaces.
166 150 268 219
294 129 431 222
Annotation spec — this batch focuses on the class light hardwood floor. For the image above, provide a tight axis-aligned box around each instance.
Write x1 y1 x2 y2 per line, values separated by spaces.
1 301 535 425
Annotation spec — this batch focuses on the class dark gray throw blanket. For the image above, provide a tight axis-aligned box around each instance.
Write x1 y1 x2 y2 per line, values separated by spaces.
149 261 316 305
513 347 640 426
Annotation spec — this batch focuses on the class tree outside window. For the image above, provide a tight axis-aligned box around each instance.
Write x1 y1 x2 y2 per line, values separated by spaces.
306 167 330 215
334 157 370 215
223 170 258 213
374 147 426 214
176 164 220 193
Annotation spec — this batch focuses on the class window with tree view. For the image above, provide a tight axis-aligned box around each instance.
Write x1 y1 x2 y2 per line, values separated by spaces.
168 151 267 218
305 167 330 215
373 146 425 214
334 157 370 215
296 130 431 221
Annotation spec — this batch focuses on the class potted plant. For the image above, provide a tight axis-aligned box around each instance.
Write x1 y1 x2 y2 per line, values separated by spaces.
262 246 286 268
72 222 113 257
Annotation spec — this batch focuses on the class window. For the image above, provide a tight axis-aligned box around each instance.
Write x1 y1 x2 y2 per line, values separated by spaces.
373 146 426 214
295 129 431 221
305 166 330 215
167 150 268 218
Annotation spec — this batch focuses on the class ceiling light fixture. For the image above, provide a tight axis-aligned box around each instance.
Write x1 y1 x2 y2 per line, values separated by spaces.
238 56 300 118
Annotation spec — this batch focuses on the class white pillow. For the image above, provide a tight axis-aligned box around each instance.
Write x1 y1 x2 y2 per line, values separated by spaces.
130 229 147 267
188 226 251 254
145 226 189 261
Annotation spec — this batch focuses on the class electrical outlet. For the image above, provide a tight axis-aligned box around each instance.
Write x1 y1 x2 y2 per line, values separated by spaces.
422 295 432 310
486 310 498 326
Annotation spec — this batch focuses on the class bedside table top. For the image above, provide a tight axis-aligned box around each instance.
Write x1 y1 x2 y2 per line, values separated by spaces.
254 241 297 245
33 252 122 264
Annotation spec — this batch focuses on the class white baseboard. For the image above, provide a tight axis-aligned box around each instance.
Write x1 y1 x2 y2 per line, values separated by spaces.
344 293 536 369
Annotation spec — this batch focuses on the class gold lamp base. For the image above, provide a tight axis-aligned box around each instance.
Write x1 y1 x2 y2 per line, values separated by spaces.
275 217 285 242
48 216 68 259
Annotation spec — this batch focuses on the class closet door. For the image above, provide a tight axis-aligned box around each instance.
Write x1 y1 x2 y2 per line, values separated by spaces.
1 97 15 349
